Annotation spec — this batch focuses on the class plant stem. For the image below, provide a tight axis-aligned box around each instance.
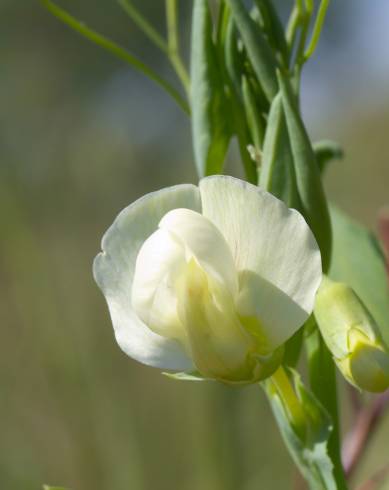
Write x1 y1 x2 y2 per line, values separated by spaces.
271 367 306 438
165 0 190 96
303 0 330 62
286 6 301 51
306 328 349 490
286 1 311 69
119 0 167 52
42 0 190 114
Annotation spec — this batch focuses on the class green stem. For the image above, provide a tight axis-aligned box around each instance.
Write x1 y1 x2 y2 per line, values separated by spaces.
304 0 314 15
42 0 190 114
295 12 311 68
165 0 190 96
216 1 229 48
286 6 301 50
303 0 330 61
119 0 190 96
119 0 167 52
271 367 306 439
229 94 258 185
306 328 349 490
287 0 316 69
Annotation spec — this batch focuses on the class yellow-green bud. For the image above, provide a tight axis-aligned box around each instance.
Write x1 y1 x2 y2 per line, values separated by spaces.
314 276 389 393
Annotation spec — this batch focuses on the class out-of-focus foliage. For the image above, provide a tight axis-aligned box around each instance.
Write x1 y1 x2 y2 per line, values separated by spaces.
1 1 389 489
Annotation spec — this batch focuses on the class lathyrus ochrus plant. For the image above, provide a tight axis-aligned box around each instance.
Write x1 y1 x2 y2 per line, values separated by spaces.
43 0 389 489
93 176 322 384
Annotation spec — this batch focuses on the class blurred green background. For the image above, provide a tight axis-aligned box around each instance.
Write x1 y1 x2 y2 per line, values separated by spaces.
1 2 389 489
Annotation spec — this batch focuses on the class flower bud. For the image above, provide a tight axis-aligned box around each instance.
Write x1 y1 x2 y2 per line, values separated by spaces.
314 276 389 392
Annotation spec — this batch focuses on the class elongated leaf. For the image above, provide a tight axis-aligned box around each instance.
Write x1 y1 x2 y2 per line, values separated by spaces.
305 327 348 489
241 75 265 150
313 140 344 174
220 11 258 183
330 206 389 345
303 0 330 62
224 17 268 115
254 0 289 66
224 16 242 94
191 0 231 177
265 371 336 490
259 92 299 207
226 0 278 102
278 71 332 271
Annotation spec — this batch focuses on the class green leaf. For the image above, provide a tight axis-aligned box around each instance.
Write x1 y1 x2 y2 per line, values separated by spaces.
254 0 289 67
305 327 348 489
278 71 332 272
241 75 265 150
264 370 337 490
224 16 243 95
226 0 278 102
303 0 330 62
330 206 389 345
313 140 344 174
259 92 299 208
190 0 231 177
222 14 260 184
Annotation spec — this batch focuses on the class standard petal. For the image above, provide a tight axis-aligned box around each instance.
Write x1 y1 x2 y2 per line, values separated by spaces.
199 175 322 347
159 208 238 296
93 184 201 370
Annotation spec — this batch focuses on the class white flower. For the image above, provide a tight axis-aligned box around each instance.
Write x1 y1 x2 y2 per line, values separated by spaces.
93 176 322 384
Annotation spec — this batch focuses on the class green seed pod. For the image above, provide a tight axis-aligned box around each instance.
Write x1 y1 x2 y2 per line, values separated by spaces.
314 276 389 393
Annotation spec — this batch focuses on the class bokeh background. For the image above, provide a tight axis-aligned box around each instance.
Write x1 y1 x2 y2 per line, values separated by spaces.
1 1 389 489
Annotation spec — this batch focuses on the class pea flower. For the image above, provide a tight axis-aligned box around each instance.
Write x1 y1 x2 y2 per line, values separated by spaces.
93 176 322 384
314 276 389 392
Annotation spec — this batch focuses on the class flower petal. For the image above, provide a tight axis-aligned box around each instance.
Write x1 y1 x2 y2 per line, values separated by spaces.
93 184 201 370
132 228 187 341
159 208 238 296
199 175 322 347
175 258 256 382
